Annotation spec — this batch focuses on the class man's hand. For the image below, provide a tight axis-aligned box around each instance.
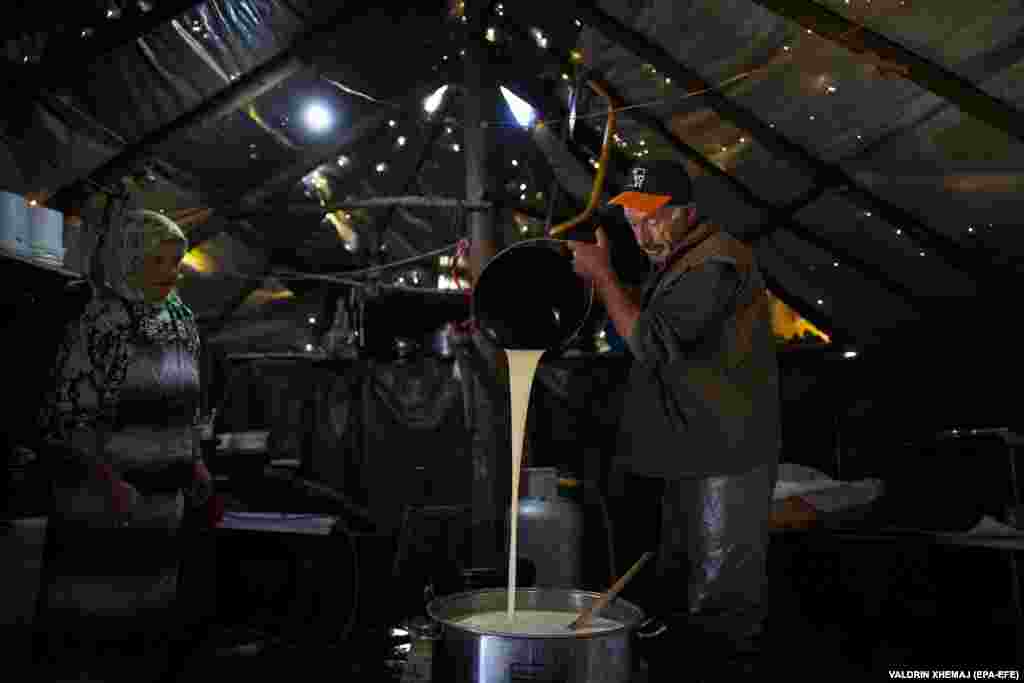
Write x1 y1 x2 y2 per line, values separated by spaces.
567 227 615 289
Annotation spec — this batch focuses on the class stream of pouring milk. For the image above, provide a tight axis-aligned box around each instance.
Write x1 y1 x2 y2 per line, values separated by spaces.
505 348 546 618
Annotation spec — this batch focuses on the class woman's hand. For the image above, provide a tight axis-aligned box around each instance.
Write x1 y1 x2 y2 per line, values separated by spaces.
94 463 140 516
189 460 214 507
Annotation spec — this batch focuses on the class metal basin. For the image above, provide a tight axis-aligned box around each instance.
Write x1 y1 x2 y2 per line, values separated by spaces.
427 587 643 683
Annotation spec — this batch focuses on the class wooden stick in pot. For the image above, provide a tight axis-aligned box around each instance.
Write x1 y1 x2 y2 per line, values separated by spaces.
569 551 654 631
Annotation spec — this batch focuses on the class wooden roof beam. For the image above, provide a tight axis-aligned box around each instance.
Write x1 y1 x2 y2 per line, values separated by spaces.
572 1 1012 292
748 0 1024 148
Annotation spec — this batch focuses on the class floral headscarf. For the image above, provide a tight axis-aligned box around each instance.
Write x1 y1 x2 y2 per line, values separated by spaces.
97 206 187 303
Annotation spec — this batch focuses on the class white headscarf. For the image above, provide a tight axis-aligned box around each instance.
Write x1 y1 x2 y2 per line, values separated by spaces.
94 202 187 303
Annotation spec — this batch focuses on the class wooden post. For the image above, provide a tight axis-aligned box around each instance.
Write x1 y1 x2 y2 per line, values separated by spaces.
463 7 499 283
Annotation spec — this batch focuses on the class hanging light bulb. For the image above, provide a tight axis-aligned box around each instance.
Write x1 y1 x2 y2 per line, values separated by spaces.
500 86 537 129
423 85 449 114
303 102 333 133
530 28 549 49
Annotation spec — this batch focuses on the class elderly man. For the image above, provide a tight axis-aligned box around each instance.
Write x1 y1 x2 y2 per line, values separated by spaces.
568 160 781 678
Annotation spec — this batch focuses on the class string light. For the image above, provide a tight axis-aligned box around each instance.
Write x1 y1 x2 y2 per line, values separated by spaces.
520 194 527 201
520 183 527 191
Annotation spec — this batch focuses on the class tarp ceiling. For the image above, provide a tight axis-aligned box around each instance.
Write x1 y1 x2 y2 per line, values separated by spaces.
2 0 1021 351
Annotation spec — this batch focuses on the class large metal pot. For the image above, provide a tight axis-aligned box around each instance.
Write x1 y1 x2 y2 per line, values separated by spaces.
472 238 593 351
427 587 643 683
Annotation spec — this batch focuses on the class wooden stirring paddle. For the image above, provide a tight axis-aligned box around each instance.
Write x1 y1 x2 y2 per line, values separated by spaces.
569 551 654 631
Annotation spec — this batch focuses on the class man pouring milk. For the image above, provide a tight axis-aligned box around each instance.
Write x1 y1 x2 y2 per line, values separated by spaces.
568 160 781 680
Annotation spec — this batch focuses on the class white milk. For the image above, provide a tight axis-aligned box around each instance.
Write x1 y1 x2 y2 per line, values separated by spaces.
505 349 546 618
458 609 621 636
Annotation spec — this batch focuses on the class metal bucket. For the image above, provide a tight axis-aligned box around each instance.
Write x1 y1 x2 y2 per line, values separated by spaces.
427 587 643 683
471 238 593 351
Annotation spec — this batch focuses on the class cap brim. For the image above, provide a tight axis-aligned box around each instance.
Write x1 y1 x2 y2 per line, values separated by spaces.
608 191 672 216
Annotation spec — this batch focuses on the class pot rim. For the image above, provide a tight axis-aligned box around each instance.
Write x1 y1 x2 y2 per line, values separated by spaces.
426 587 643 639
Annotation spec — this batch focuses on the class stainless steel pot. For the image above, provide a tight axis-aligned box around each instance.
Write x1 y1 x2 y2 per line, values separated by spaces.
427 587 643 683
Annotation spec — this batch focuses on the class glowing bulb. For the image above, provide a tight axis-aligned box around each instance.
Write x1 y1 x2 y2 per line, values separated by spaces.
303 102 333 133
817 299 824 305
486 27 497 42
338 155 350 167
520 194 527 200
309 317 317 324
376 163 388 173
827 85 837 93
919 251 925 256
512 160 519 167
896 229 902 235
397 136 407 147
452 143 461 152
500 85 537 128
783 45 791 51
424 85 449 114
305 344 314 352
843 350 858 359
562 73 570 81
833 262 840 267
575 19 582 27
389 120 397 127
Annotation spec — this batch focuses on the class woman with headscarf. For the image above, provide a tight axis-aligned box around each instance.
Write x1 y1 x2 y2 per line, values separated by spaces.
36 201 218 677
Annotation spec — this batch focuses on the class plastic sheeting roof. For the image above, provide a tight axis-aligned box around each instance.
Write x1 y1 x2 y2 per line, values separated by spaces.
2 0 1021 349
